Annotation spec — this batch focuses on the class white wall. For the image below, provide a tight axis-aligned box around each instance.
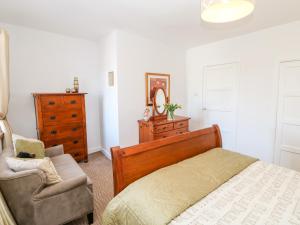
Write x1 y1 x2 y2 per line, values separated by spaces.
1 23 102 153
0 23 187 157
5 19 300 161
186 20 300 162
98 31 119 155
116 31 186 147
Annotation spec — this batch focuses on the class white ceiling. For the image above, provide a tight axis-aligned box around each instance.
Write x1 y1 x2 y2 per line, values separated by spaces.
0 0 299 48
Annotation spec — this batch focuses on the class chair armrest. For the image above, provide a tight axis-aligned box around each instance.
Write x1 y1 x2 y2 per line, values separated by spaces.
34 174 87 200
0 169 47 196
45 145 64 157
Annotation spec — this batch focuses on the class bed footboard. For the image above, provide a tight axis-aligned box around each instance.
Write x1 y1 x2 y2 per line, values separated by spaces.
111 124 222 195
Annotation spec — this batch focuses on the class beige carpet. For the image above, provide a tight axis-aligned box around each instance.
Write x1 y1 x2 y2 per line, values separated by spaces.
69 152 114 225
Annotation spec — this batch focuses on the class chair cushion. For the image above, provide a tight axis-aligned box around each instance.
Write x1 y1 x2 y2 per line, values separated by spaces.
51 154 84 180
5 157 62 185
51 154 93 191
12 134 45 158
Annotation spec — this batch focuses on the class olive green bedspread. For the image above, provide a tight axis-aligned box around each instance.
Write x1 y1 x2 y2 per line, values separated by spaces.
102 148 257 225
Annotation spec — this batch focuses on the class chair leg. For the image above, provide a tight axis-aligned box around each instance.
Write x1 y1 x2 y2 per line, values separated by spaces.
87 212 94 225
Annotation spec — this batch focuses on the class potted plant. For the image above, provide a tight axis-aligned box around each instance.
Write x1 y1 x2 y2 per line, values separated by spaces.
164 103 182 120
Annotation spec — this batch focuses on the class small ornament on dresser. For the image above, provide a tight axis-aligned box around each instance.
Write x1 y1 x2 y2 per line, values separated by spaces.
73 76 79 93
65 88 71 93
143 107 151 121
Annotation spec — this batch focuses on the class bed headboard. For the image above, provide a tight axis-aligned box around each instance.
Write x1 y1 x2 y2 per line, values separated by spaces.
111 124 222 195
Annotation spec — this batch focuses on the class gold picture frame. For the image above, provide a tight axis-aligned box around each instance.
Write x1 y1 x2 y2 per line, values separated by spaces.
145 73 170 106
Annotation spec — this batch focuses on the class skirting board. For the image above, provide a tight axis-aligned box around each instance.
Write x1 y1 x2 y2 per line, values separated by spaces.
88 146 102 154
88 146 112 160
101 148 112 160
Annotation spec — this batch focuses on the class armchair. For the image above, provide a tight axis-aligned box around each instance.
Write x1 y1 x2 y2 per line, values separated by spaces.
0 128 94 225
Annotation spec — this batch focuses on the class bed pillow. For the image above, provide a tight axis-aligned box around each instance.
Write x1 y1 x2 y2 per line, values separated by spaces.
6 157 62 185
12 134 45 158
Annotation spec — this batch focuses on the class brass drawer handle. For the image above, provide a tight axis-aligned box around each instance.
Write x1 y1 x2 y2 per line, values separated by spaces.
71 114 77 118
72 128 78 131
48 101 55 105
73 140 79 144
50 130 57 134
70 100 77 104
50 116 56 120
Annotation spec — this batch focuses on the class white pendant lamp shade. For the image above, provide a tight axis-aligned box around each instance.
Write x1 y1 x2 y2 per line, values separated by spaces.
201 0 255 23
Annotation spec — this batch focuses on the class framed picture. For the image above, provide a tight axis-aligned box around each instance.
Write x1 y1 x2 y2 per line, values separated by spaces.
145 73 170 106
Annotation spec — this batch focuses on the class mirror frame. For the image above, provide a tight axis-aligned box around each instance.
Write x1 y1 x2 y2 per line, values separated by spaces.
153 88 167 115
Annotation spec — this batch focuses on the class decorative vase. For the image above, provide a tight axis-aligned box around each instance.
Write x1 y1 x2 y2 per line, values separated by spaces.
167 111 175 120
73 77 79 93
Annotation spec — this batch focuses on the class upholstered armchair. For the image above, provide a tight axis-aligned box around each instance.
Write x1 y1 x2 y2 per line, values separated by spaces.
0 126 94 225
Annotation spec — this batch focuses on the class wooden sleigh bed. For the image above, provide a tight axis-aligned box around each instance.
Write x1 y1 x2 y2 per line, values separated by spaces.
104 125 300 225
111 124 222 195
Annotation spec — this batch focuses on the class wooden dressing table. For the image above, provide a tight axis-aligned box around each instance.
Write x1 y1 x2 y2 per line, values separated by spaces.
138 116 190 143
140 79 190 143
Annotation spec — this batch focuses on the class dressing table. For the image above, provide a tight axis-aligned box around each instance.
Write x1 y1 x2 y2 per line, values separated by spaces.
138 87 190 143
138 116 190 143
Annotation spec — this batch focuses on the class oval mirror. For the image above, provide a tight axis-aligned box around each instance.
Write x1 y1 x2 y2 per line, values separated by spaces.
154 88 167 115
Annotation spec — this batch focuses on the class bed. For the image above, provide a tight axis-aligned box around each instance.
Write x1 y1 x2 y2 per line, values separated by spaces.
102 125 300 225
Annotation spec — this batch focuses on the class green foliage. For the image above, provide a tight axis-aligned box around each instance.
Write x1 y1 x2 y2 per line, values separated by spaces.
164 103 182 113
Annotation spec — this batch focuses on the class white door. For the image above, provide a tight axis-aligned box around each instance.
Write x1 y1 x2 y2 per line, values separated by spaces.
202 63 239 150
275 60 300 171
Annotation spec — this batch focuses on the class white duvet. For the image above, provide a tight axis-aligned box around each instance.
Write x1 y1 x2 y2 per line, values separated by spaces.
170 161 300 225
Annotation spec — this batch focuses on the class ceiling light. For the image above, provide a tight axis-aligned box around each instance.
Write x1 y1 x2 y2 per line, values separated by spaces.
201 0 255 23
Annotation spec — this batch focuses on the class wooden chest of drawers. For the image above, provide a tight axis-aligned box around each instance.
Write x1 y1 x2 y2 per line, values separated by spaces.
33 93 88 162
138 116 190 143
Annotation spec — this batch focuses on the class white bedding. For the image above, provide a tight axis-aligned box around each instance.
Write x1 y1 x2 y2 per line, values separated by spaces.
170 161 300 225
